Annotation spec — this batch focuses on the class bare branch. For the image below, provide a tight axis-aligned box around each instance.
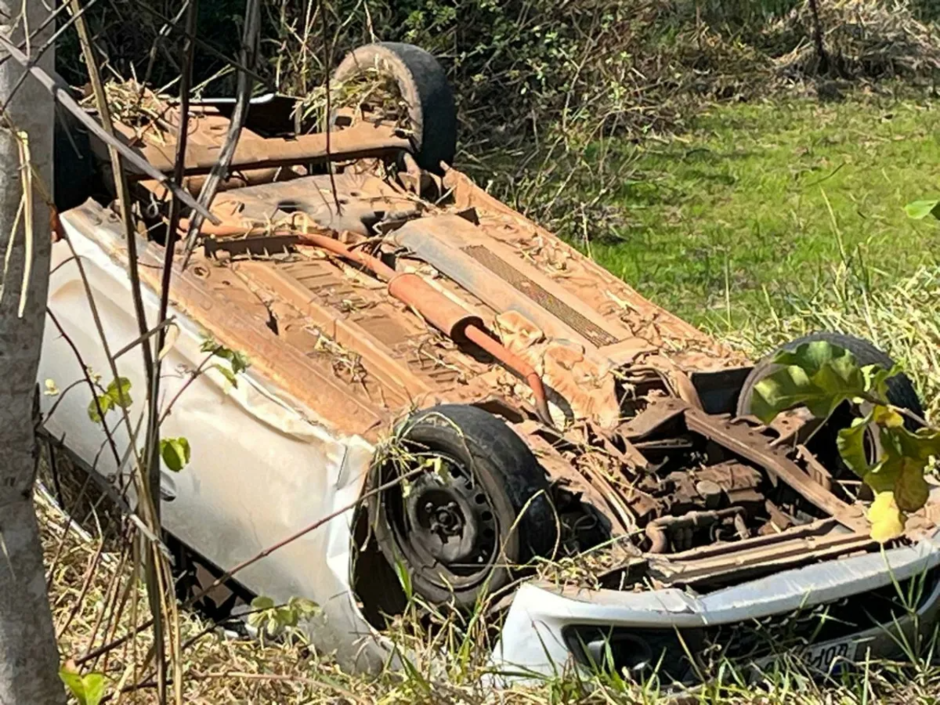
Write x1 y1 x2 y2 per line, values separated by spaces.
180 0 261 266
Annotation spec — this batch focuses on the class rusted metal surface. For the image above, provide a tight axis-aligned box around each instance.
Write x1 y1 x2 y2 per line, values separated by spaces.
646 507 747 554
684 406 869 532
289 229 554 425
651 522 876 585
129 120 410 176
393 215 636 353
232 260 437 404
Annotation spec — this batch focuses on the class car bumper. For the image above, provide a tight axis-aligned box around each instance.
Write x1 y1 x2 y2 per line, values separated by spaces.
489 532 940 683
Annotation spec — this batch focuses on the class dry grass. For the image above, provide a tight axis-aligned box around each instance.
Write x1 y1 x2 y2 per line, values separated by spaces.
771 0 940 79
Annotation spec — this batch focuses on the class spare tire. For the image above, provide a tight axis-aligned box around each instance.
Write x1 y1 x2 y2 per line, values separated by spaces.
369 404 556 608
331 42 456 173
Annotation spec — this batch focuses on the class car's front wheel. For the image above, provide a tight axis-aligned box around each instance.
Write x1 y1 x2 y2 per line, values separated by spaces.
369 404 556 609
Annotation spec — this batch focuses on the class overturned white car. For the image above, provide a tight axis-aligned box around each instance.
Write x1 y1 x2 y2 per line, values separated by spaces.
40 43 940 683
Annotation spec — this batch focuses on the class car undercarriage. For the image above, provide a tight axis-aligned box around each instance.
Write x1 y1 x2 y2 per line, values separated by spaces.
41 42 940 682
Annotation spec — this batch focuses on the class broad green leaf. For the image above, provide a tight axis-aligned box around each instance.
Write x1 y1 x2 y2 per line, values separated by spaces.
59 669 84 701
862 424 940 513
276 606 298 627
773 340 852 376
81 674 106 705
251 595 275 610
752 342 867 423
59 668 107 705
228 349 250 375
105 377 133 409
868 491 905 543
287 596 320 617
751 365 814 423
836 414 874 476
87 395 113 424
160 437 192 472
247 595 275 630
862 364 898 401
905 199 940 220
895 459 930 512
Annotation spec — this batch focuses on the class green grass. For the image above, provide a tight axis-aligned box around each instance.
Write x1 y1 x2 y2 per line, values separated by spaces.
588 95 940 332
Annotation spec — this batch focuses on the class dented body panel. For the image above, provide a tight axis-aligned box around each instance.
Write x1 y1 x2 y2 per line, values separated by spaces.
40 211 386 672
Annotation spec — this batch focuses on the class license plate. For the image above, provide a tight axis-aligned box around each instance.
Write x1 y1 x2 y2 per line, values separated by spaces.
802 639 858 671
754 638 858 675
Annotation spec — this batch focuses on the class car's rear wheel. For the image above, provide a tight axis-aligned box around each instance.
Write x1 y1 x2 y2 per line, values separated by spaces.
737 332 923 421
737 331 924 470
331 42 457 173
369 404 556 609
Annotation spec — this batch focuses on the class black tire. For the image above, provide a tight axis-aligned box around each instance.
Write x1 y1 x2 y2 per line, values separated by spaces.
54 106 97 211
370 404 556 609
736 332 923 423
332 42 457 173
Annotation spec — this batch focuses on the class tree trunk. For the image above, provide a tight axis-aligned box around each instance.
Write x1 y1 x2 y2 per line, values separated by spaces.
0 1 66 703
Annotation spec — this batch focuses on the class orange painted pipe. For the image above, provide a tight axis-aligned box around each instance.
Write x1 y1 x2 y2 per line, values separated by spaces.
185 222 554 425
292 232 555 426
462 324 553 426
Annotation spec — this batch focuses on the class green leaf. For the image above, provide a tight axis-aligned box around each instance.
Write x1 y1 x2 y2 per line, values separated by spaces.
872 404 904 429
276 606 298 627
247 595 275 630
202 337 250 375
247 595 317 634
861 424 940 513
59 668 107 705
59 669 84 701
159 437 191 472
751 364 814 423
228 349 250 375
105 376 133 409
905 199 940 220
772 340 849 376
896 459 931 512
213 364 239 389
251 595 275 610
862 364 898 401
87 394 113 424
287 596 320 617
836 413 874 476
82 674 107 705
751 342 869 424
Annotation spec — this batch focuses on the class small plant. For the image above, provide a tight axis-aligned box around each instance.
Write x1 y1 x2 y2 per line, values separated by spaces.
751 340 938 541
201 336 250 388
247 595 320 637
